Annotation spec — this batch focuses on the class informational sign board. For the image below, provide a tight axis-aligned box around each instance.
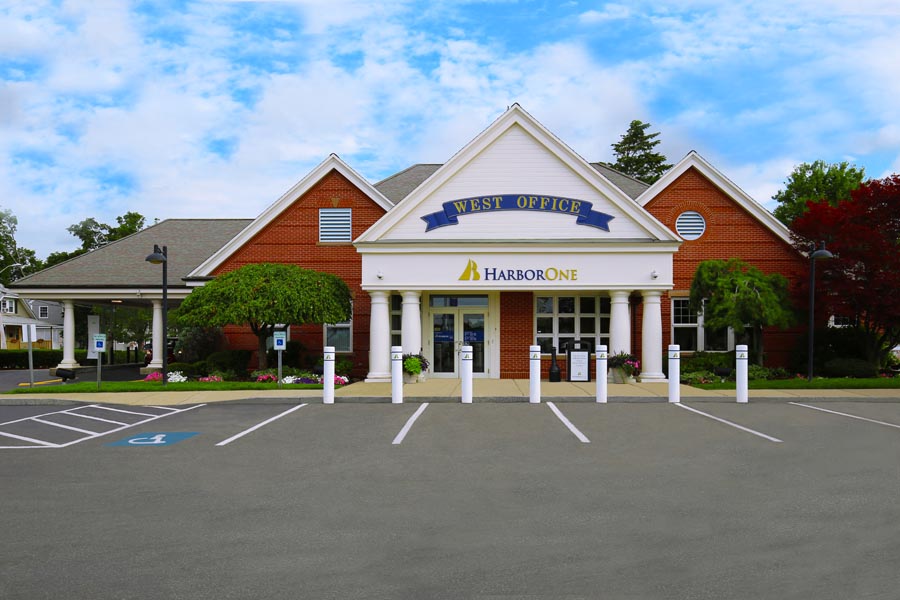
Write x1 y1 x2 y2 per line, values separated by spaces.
273 331 287 351
87 315 101 359
566 341 591 382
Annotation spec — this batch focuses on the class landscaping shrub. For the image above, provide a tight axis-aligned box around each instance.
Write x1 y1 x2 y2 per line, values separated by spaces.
681 370 717 385
0 349 88 369
823 358 878 378
173 327 227 363
682 351 735 374
167 362 201 378
206 350 252 376
266 340 305 369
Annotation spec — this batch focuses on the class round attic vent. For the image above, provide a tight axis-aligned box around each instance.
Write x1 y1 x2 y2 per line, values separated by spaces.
675 211 706 240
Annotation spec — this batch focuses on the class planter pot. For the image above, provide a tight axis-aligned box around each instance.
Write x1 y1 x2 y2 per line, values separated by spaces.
609 367 635 384
403 372 418 384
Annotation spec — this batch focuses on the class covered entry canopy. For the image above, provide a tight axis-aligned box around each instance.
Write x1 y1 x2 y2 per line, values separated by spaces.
10 219 251 369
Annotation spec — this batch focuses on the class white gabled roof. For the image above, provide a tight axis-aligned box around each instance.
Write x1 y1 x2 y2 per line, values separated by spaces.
638 151 793 246
356 104 680 244
189 154 394 278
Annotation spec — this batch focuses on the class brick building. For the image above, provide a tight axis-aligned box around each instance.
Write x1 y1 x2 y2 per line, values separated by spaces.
13 105 807 380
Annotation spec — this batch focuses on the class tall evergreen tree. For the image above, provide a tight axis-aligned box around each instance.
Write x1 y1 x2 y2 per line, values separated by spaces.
610 119 672 184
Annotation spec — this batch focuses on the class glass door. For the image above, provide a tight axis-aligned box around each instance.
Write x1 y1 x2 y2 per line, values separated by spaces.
432 312 456 375
461 311 485 374
431 310 487 377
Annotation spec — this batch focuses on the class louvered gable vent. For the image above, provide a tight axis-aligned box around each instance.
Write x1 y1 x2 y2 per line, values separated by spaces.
319 208 352 242
675 211 706 240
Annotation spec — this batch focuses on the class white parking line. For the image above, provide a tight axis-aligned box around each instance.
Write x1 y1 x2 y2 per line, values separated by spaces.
0 404 206 449
31 418 98 435
790 402 900 430
675 403 783 443
64 411 128 426
546 402 590 443
215 403 308 447
392 403 429 445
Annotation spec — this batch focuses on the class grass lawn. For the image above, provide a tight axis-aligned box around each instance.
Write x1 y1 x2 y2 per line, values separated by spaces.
7 380 326 393
695 377 900 390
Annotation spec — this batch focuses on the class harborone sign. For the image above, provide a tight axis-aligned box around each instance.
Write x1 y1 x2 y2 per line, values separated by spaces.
459 259 576 282
422 194 615 232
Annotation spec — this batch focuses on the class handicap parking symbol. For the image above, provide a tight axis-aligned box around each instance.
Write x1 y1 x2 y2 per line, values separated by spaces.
107 432 199 447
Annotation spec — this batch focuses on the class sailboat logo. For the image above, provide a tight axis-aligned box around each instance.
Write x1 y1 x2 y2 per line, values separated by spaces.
459 259 481 281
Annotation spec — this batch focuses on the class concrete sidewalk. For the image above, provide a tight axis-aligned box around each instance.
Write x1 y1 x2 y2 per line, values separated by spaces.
3 378 900 406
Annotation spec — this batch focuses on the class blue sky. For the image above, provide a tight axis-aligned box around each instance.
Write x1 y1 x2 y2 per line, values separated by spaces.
2 0 899 259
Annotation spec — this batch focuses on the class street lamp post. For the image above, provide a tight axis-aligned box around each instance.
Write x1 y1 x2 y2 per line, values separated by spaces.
145 245 168 386
807 241 834 382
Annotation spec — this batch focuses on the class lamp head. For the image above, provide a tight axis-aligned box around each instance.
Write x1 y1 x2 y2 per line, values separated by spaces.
145 244 167 264
810 240 833 260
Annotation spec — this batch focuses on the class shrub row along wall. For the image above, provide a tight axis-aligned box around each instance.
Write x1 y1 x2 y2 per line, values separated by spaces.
0 350 89 369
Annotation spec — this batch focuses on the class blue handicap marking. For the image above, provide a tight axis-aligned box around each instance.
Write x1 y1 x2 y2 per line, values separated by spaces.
107 432 199 447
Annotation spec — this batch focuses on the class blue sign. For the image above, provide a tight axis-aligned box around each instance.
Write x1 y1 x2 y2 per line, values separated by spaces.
107 432 199 447
422 194 614 232
434 330 454 343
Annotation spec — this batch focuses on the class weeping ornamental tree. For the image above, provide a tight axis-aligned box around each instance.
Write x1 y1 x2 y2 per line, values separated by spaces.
175 263 352 370
689 259 794 365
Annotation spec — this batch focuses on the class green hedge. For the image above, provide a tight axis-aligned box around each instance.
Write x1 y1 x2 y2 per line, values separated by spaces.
0 349 89 369
823 358 878 378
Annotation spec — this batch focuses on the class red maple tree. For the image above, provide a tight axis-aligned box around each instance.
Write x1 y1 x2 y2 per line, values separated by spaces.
791 174 900 366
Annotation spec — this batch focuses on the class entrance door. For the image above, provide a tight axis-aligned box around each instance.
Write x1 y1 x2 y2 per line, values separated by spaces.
431 309 487 377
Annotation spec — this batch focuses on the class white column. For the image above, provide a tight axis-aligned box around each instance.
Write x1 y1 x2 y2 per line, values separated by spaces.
148 299 163 370
401 291 422 355
609 290 632 356
366 291 391 382
58 300 79 369
639 290 666 381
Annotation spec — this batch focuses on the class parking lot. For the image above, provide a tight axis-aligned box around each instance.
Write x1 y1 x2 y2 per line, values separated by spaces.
2 399 899 599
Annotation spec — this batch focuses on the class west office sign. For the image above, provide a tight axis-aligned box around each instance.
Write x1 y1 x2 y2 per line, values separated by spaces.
422 194 614 232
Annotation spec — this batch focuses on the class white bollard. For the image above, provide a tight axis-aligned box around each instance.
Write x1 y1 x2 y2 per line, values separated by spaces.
461 345 473 404
323 346 335 405
391 345 403 404
529 345 541 404
596 344 608 403
668 345 681 404
736 344 749 404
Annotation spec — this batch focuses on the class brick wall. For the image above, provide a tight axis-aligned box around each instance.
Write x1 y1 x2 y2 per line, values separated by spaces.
643 167 807 368
213 170 387 377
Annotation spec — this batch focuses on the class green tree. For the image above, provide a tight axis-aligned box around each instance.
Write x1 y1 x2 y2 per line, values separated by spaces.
609 119 673 184
0 207 42 283
174 263 352 369
772 160 865 227
689 259 794 365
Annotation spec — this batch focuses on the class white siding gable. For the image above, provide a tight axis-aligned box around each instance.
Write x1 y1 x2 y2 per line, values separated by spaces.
380 124 655 241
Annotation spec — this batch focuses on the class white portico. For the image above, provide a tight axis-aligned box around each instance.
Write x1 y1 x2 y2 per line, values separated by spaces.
356 105 680 381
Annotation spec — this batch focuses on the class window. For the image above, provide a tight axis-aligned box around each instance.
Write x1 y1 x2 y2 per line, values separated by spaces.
38 305 49 319
390 294 402 347
672 298 731 352
675 211 706 240
1 299 15 314
324 304 352 352
319 208 352 242
535 295 609 354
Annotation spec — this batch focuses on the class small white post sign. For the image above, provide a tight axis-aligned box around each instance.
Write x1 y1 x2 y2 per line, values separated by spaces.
274 331 287 389
94 334 107 390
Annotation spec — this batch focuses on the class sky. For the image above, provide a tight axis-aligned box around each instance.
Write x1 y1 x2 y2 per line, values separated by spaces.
2 0 900 261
